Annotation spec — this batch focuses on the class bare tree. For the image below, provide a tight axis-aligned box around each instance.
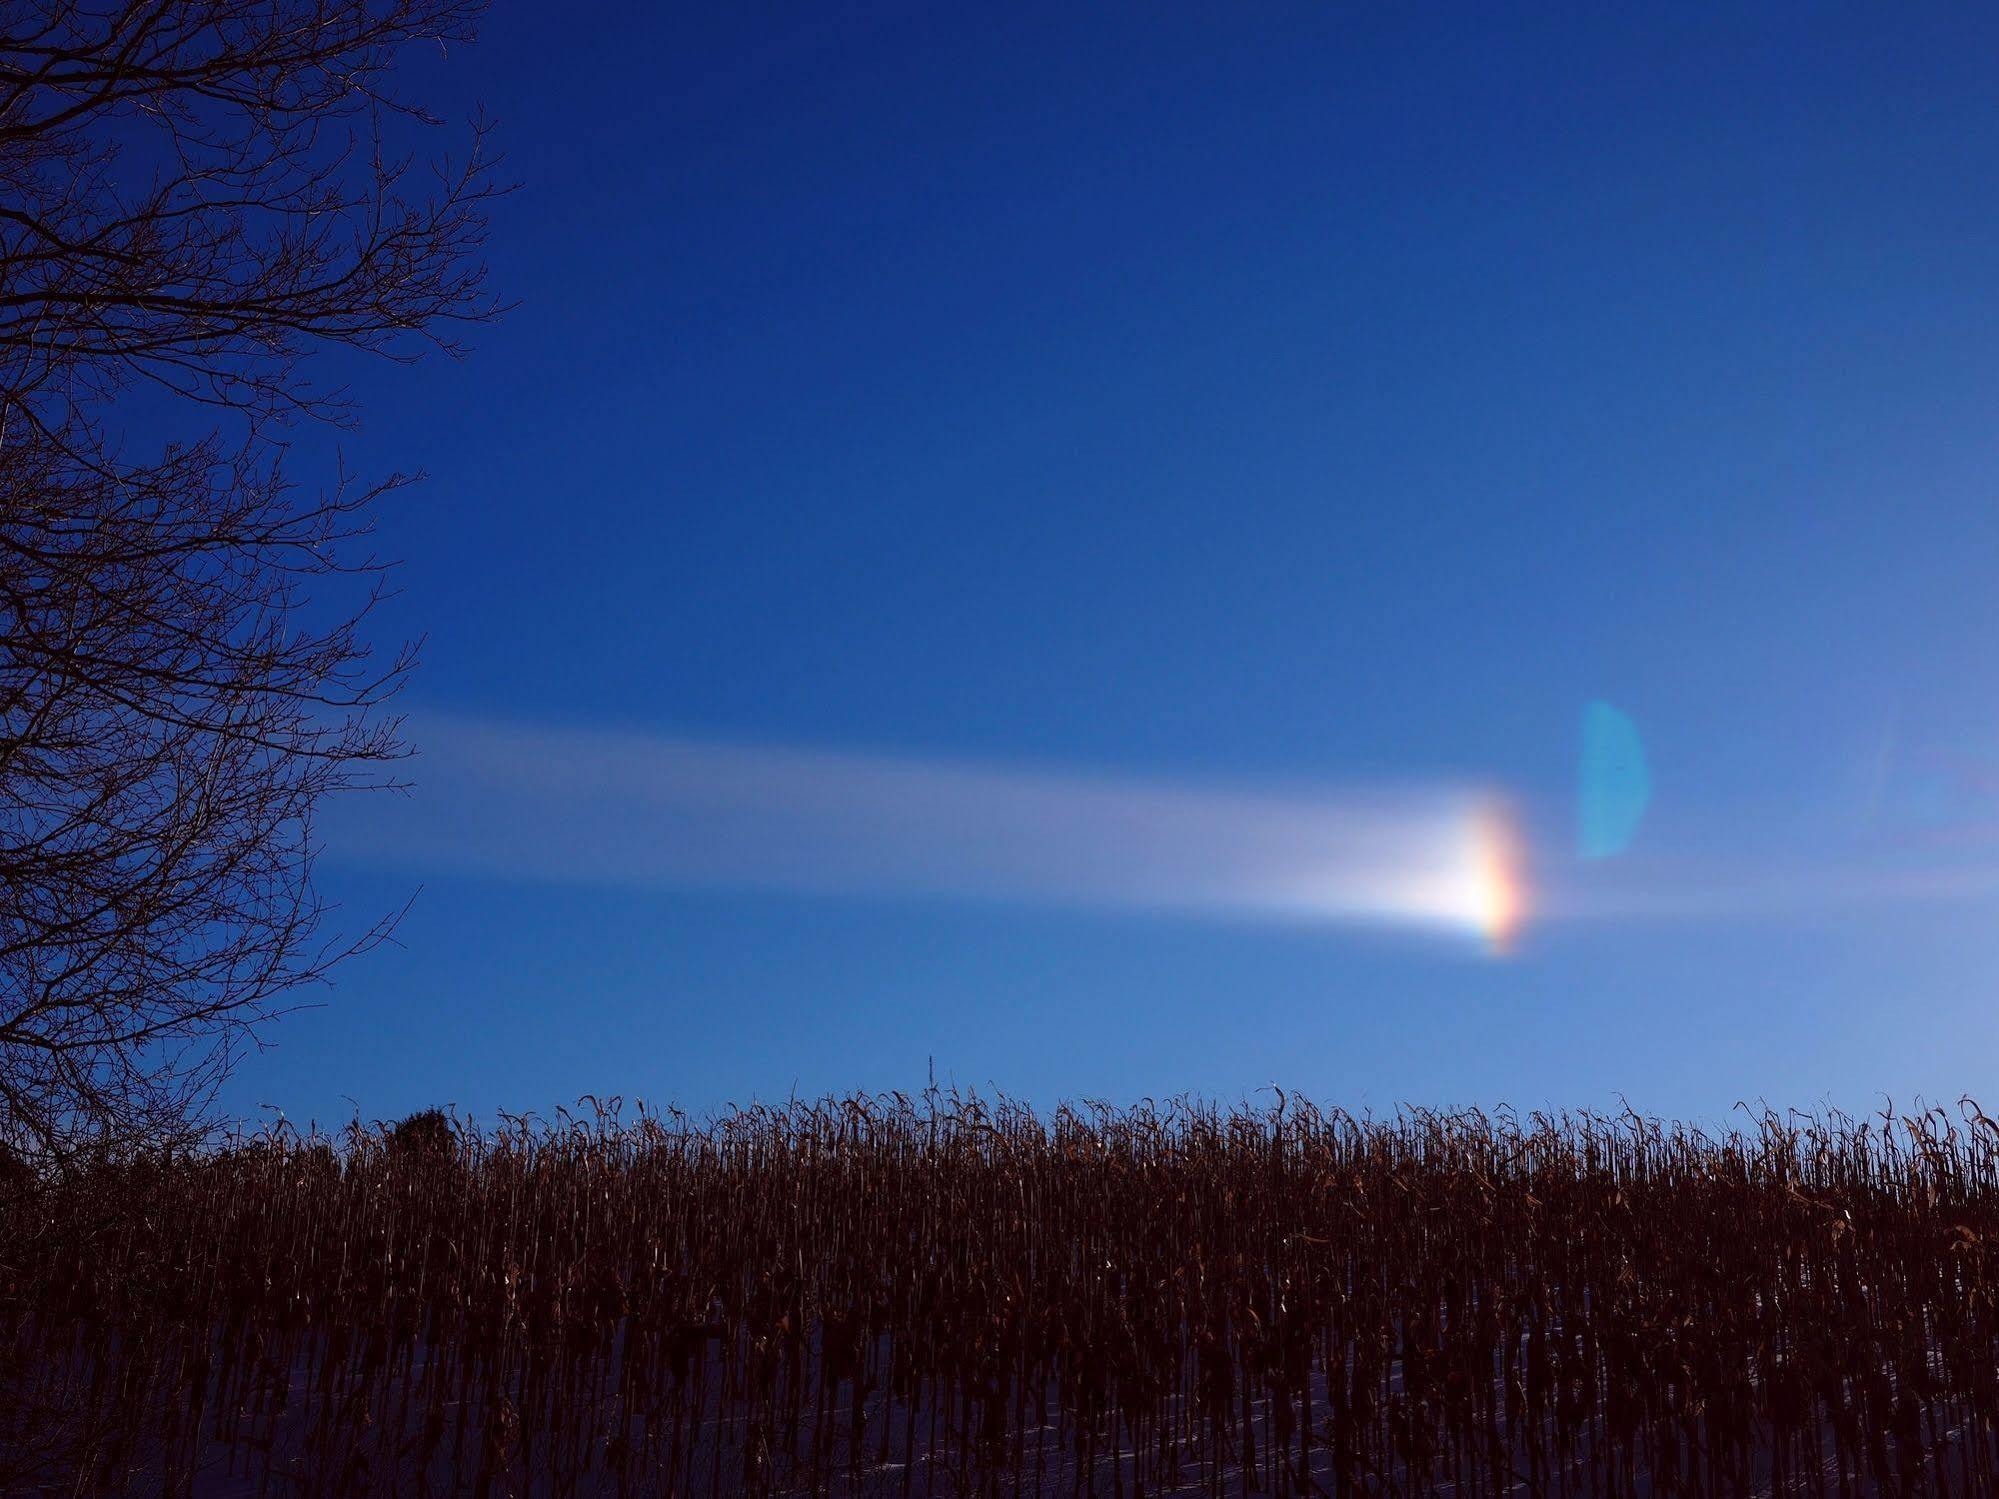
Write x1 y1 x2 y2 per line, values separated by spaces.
0 0 503 1162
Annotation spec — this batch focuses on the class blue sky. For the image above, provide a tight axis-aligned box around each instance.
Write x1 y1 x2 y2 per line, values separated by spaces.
220 2 1999 1131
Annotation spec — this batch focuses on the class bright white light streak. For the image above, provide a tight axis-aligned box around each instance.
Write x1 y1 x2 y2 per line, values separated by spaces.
333 717 1530 954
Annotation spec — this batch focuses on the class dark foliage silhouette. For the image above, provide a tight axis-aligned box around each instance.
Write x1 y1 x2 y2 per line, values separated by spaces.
4 1089 1998 1494
0 0 503 1160
387 1105 456 1156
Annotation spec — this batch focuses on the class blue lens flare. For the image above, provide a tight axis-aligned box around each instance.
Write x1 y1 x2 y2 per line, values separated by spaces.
1579 701 1650 859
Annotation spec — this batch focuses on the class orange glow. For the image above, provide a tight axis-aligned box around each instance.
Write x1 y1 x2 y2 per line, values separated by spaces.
1471 798 1530 955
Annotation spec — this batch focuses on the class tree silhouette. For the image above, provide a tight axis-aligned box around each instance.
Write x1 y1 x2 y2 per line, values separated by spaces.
0 0 504 1161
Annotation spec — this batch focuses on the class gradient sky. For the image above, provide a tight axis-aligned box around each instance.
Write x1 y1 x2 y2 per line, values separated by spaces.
218 2 1999 1132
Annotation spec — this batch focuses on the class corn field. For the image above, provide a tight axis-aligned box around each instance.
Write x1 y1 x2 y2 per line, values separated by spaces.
5 1090 1999 1496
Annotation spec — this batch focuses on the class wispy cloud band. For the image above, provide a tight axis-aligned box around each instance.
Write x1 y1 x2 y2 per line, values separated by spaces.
330 716 1527 951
